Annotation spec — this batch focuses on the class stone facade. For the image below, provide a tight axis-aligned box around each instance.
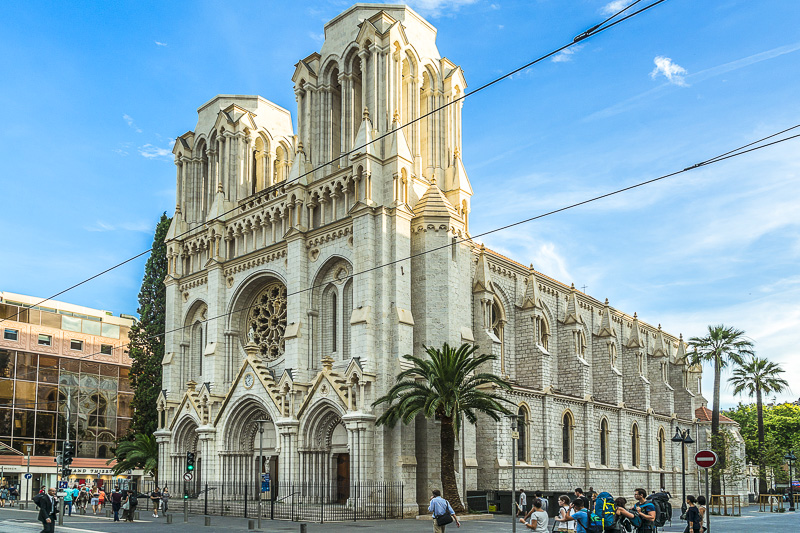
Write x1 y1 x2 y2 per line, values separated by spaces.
156 3 745 514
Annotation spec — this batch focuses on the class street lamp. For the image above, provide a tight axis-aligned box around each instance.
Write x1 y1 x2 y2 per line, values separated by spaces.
785 450 796 512
255 419 269 529
25 443 33 504
505 413 522 533
672 427 694 516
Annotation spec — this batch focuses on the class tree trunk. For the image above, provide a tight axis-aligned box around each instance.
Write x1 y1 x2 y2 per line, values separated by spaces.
440 416 464 513
756 385 766 494
711 355 722 495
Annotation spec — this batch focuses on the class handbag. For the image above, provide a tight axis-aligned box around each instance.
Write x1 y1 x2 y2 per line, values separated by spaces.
122 500 130 510
436 512 454 527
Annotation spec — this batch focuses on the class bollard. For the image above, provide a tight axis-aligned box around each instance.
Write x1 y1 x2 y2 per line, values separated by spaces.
105 509 111 518
134 511 140 521
248 519 256 530
166 514 173 524
204 515 211 526
300 523 307 533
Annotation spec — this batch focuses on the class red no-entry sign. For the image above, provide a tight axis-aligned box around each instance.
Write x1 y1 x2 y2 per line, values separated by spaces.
695 450 718 468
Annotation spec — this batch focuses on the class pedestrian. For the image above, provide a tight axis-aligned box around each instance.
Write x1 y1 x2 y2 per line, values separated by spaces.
110 487 123 522
518 488 528 517
0 485 8 507
562 497 590 533
126 489 138 522
553 495 574 532
33 487 58 533
63 484 74 516
534 490 548 514
9 485 18 506
587 487 597 508
76 487 89 514
684 495 702 533
632 488 656 532
98 487 106 511
696 495 707 532
573 488 590 510
428 489 460 532
613 497 635 531
121 490 130 522
150 486 162 518
519 497 548 532
161 486 170 514
90 487 99 514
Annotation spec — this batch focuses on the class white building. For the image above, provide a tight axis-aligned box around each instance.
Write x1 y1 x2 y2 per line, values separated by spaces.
156 3 745 514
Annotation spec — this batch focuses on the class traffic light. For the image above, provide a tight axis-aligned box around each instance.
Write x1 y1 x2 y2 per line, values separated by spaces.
62 467 72 477
186 451 195 472
63 442 75 466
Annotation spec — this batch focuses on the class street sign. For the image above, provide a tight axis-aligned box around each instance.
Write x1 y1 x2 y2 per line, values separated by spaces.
58 481 68 489
183 472 193 481
695 450 718 469
511 431 519 440
24 473 32 480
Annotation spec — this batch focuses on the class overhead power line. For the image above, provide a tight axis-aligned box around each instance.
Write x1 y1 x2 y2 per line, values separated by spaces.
0 0 668 324
24 123 800 364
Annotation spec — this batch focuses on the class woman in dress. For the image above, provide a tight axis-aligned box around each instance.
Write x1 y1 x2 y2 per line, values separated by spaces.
90 487 100 515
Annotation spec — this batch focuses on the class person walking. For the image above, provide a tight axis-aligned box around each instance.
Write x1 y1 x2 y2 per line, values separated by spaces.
98 487 106 512
76 487 89 514
684 495 702 533
574 488 590 510
126 489 138 522
0 486 8 507
633 488 656 533
428 489 460 532
519 497 549 532
696 495 707 533
90 487 99 515
161 486 170 514
150 486 162 518
63 485 74 516
554 495 574 533
534 491 548 514
110 487 123 522
518 489 528 517
562 498 590 533
33 487 58 533
9 485 18 506
613 497 635 531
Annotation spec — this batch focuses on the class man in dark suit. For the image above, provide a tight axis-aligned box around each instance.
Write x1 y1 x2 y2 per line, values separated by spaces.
33 487 58 533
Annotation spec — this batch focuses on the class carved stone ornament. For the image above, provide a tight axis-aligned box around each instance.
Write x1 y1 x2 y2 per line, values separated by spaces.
247 281 288 360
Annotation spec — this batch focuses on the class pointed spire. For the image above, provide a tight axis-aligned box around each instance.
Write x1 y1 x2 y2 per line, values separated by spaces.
519 265 540 309
626 313 644 348
597 298 616 337
473 244 494 293
444 146 473 195
387 108 413 162
322 355 334 372
287 141 309 185
676 333 687 363
653 323 668 357
350 107 376 159
413 178 459 218
563 283 582 324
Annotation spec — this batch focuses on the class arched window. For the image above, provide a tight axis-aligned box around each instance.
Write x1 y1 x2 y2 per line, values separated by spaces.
191 321 204 378
329 67 342 166
658 427 666 469
575 330 587 357
537 315 549 350
517 406 529 463
631 423 641 467
562 411 574 464
331 292 337 352
491 298 505 373
637 352 644 375
609 342 617 369
600 418 609 466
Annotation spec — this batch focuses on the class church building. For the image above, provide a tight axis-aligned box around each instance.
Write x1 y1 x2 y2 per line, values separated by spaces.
156 3 741 514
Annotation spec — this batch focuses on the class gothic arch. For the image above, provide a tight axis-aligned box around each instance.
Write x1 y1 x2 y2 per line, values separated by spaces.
599 417 610 466
227 271 289 362
311 256 354 365
631 422 641 467
182 300 208 384
516 403 530 463
561 409 575 464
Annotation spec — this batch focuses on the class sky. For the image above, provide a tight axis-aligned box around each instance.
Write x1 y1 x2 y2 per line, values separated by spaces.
0 0 798 409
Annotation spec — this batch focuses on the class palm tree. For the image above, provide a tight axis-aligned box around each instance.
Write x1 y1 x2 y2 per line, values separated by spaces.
108 433 159 486
729 356 789 494
687 325 754 494
373 343 512 513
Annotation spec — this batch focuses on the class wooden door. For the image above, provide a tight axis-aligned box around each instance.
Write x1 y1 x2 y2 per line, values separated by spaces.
336 453 350 503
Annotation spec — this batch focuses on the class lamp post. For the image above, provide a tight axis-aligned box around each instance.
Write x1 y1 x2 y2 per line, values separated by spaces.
506 414 521 533
672 427 694 516
785 450 796 512
255 419 269 529
25 443 33 504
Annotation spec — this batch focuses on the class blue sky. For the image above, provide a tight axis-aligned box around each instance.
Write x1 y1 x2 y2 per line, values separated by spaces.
1 0 798 408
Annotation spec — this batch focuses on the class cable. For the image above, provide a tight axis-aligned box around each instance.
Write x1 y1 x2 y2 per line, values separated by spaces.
0 0 669 324
22 124 799 364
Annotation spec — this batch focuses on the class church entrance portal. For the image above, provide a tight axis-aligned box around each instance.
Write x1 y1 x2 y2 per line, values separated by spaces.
336 453 350 503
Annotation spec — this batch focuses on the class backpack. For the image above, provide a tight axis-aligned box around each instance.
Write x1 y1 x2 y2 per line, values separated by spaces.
593 491 616 530
575 510 604 533
129 493 138 506
646 492 671 527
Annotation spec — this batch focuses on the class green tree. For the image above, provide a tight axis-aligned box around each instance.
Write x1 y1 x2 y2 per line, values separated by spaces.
373 343 512 513
128 213 171 437
108 433 159 485
687 325 754 494
729 356 789 493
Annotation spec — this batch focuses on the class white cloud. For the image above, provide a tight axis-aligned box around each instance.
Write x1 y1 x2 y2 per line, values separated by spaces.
490 3 501 9
497 24 504 30
154 41 168 47
122 114 142 133
650 55 689 86
85 220 152 233
138 140 173 160
308 31 324 43
601 1 632 16
552 45 583 63
403 0 479 17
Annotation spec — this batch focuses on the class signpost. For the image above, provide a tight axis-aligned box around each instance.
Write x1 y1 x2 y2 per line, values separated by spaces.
695 450 718 533
184 472 193 481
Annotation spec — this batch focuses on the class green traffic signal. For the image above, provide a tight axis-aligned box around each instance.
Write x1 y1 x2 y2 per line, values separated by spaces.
187 465 194 471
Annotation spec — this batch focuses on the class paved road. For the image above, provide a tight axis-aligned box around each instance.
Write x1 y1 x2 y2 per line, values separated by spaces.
0 505 797 532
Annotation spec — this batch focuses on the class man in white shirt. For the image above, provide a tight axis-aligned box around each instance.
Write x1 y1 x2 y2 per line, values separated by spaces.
518 489 528 517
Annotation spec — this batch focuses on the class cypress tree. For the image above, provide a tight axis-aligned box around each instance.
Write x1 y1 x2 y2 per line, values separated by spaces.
128 213 170 437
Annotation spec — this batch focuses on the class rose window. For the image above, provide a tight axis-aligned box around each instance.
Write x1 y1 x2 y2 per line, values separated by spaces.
247 282 287 360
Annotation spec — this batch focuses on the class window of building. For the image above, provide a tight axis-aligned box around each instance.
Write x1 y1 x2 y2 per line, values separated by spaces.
537 316 549 350
562 411 574 464
609 342 617 369
517 406 529 463
600 418 610 466
100 344 113 355
331 292 337 352
631 423 641 467
658 427 666 470
3 329 18 341
70 339 83 351
38 334 52 347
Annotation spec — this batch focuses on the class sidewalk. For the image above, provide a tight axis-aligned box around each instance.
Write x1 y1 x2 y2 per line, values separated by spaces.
1 504 797 532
